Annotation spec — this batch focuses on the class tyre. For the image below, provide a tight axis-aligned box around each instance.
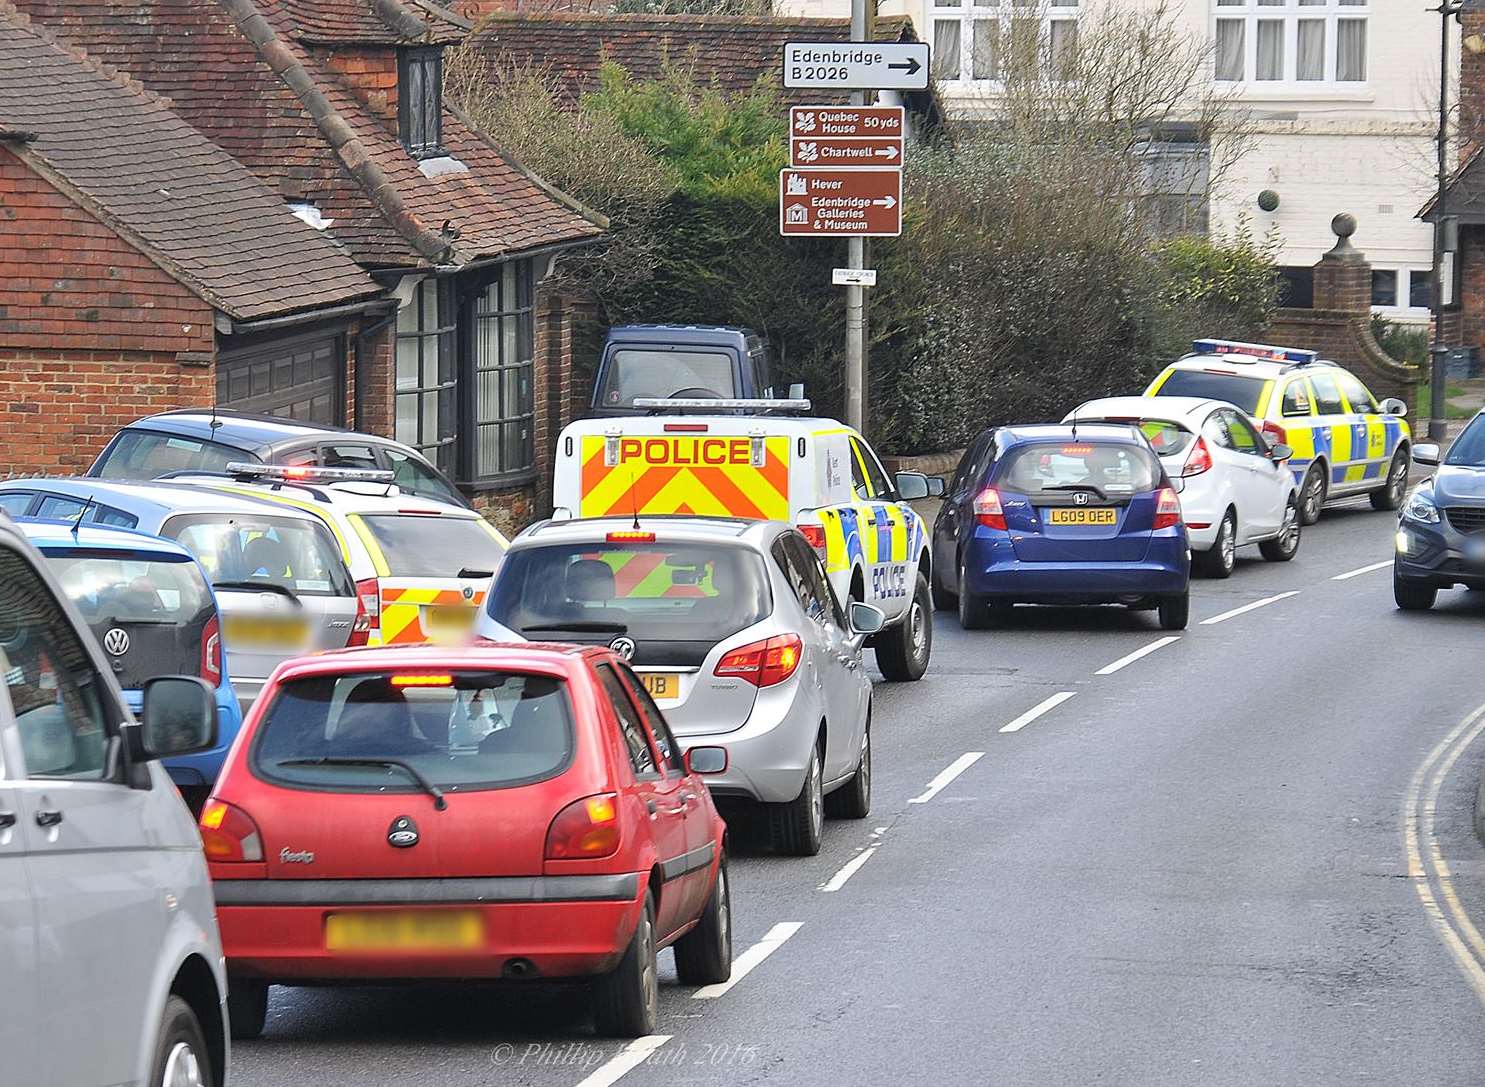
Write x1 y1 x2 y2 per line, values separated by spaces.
1194 510 1236 579
1370 449 1409 511
151 995 215 1087
957 561 989 631
1158 592 1190 631
1299 464 1327 525
1393 568 1438 611
226 978 268 1041
593 894 659 1037
875 572 932 681
930 565 955 611
825 715 871 820
770 739 824 856
1259 498 1301 562
674 856 732 987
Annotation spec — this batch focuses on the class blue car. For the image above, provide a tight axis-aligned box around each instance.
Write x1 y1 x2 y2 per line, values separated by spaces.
929 424 1191 630
17 519 243 811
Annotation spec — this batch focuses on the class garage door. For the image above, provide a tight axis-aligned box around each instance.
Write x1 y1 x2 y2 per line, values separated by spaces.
217 331 344 424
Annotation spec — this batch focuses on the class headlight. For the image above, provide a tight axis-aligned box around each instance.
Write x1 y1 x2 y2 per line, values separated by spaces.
1402 488 1440 524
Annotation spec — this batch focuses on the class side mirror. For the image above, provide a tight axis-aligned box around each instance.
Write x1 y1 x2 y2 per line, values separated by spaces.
848 601 886 636
1413 442 1441 467
1380 397 1408 417
927 476 946 497
685 746 728 775
1267 443 1293 462
895 471 930 500
132 675 217 761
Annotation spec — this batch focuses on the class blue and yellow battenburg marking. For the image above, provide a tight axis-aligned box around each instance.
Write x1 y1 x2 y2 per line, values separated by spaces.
817 501 926 574
1283 415 1406 486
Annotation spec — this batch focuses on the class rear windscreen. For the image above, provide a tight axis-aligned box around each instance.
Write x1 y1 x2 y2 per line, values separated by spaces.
488 541 771 644
1082 420 1194 457
1151 367 1265 414
357 515 506 578
596 349 735 407
162 513 353 597
94 430 248 480
252 671 573 792
999 443 1162 498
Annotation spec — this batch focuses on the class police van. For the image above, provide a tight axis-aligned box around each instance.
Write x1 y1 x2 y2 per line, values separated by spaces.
550 399 941 680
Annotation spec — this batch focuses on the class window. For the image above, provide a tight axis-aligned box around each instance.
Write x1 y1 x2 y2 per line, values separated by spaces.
617 665 680 771
851 438 895 499
1336 372 1378 413
0 492 34 517
596 350 736 408
1281 379 1314 417
1201 412 1234 450
384 448 463 506
1309 371 1347 415
353 515 505 579
1371 268 1431 314
595 664 656 777
32 495 136 529
396 278 455 474
1277 266 1314 309
161 513 353 597
785 534 846 628
0 547 112 779
470 262 535 480
320 444 379 470
932 0 1078 83
94 430 244 481
1213 0 1367 86
397 47 443 158
1152 370 1265 414
1371 269 1397 308
1222 410 1265 455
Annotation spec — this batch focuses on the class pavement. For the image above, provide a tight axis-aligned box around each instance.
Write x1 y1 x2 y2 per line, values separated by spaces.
230 489 1485 1087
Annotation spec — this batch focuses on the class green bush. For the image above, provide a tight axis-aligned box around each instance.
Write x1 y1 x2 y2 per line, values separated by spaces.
1370 315 1429 366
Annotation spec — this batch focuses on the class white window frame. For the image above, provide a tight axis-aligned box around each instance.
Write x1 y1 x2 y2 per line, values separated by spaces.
1370 266 1432 319
1211 0 1369 88
930 0 1079 88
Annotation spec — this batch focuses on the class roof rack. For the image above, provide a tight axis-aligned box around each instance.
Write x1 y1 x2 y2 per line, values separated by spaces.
631 397 812 415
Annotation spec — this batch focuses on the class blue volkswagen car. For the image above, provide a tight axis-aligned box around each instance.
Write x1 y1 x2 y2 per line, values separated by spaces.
929 425 1191 630
16 519 243 811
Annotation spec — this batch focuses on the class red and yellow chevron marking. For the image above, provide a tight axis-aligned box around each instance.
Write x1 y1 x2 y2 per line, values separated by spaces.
374 586 487 645
580 551 715 599
578 436 790 521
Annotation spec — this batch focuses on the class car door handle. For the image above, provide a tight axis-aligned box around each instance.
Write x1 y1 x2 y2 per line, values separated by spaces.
646 799 658 816
0 811 14 829
34 809 63 828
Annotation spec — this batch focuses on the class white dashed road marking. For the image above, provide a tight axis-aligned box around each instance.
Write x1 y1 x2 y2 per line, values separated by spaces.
1094 636 1181 676
1199 591 1301 626
908 751 986 803
820 847 879 892
693 922 803 1000
575 1036 673 1087
999 691 1077 734
1332 559 1392 581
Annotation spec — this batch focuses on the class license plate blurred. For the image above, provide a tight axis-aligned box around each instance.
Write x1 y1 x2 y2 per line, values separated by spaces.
1048 508 1116 526
641 673 681 701
221 616 309 648
325 910 483 951
423 606 476 641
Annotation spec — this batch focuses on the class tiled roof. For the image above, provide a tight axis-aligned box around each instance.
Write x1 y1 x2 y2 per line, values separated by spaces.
1423 147 1485 224
0 0 379 320
276 0 468 45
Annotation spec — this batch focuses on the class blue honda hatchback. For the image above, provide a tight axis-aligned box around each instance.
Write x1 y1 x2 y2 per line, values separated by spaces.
929 425 1191 630
16 518 243 812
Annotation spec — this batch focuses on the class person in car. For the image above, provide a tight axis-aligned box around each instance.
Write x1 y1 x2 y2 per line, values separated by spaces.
331 685 435 757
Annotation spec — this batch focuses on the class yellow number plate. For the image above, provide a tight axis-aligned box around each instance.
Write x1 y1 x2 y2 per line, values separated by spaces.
325 910 484 952
1047 508 1117 526
641 673 681 701
422 605 476 641
221 616 310 648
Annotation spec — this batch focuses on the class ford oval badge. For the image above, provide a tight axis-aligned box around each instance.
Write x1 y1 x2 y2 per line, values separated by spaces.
387 815 419 848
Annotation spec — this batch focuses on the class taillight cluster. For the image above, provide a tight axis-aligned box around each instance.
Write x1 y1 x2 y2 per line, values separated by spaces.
545 793 620 860
1182 437 1213 477
973 488 1006 530
1153 486 1183 531
796 523 827 552
351 577 379 647
198 799 264 863
715 634 802 688
201 616 222 686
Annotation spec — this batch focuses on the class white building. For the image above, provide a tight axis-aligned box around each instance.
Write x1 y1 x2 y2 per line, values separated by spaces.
776 0 1448 324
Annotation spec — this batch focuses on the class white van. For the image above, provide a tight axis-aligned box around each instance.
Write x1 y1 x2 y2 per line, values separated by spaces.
0 515 229 1086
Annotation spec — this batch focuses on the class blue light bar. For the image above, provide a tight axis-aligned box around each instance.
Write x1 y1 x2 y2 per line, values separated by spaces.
1192 338 1317 364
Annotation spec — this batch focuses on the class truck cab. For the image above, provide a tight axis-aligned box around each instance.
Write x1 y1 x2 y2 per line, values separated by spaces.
590 325 776 417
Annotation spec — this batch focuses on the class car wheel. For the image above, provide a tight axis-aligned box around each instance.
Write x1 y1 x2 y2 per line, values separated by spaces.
1195 510 1236 579
771 740 824 856
674 855 732 987
1370 449 1409 511
957 561 989 631
1393 567 1438 611
593 894 659 1037
151 995 214 1087
1158 592 1190 631
226 978 268 1041
826 714 871 820
875 572 932 681
930 564 955 611
1259 498 1301 562
1299 464 1326 525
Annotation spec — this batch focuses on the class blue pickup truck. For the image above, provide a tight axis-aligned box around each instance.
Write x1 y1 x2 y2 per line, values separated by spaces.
589 324 780 416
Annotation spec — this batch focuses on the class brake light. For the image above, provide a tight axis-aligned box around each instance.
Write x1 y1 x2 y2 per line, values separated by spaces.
1182 437 1213 477
545 793 620 859
973 488 1006 530
797 523 827 551
201 615 222 685
1258 420 1287 446
198 799 264 863
1153 486 1182 530
390 674 454 687
714 633 803 687
355 577 380 638
348 588 371 647
606 531 656 543
663 423 709 433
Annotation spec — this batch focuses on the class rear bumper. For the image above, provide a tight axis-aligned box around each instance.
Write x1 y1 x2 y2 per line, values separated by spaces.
1395 522 1485 589
964 533 1189 601
213 874 646 981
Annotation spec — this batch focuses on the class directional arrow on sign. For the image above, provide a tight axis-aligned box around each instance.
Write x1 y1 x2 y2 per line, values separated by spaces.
876 147 899 160
873 195 897 209
887 57 922 76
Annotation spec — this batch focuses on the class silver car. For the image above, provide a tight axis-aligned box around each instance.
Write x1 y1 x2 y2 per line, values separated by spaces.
0 478 361 708
477 517 882 856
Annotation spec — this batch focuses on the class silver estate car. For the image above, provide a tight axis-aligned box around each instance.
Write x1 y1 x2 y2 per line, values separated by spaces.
477 517 883 856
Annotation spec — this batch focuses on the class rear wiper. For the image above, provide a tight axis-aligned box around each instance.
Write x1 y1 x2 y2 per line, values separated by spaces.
522 621 628 634
213 580 302 604
1042 483 1108 502
277 757 447 811
457 567 494 579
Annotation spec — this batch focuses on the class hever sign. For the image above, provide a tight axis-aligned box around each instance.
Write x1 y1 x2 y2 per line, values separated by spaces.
779 169 902 237
781 42 930 92
788 106 904 169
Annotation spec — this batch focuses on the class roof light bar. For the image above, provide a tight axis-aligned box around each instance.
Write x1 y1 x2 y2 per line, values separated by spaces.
1191 339 1317 364
632 397 812 412
225 462 395 484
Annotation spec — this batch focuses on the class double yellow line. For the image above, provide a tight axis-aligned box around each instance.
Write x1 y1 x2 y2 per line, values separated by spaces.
1404 701 1485 1004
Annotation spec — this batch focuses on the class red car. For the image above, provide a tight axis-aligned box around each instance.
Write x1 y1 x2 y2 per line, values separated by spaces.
199 643 732 1039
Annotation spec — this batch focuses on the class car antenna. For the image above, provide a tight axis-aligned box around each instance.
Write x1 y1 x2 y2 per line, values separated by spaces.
628 469 642 532
70 494 95 537
1070 407 1079 441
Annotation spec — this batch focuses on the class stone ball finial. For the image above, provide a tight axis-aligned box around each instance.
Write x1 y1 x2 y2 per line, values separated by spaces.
1331 212 1357 239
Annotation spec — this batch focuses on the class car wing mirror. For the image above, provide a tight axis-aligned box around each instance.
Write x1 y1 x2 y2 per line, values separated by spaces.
894 471 930 500
1380 397 1408 417
685 746 728 775
1412 442 1441 467
848 601 886 638
1267 443 1293 462
130 675 218 763
927 476 946 497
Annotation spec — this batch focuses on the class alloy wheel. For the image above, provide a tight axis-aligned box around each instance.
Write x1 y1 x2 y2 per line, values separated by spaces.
1221 516 1236 570
160 1043 205 1087
808 748 824 839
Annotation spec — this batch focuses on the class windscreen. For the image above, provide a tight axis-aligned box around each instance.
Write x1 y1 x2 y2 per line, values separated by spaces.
357 514 506 578
999 442 1163 499
488 541 771 644
94 430 249 480
162 513 353 597
1079 419 1195 458
252 671 573 792
1447 415 1485 466
1151 368 1265 414
596 349 735 407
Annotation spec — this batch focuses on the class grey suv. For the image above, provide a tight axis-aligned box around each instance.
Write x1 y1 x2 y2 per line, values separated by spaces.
1394 411 1485 610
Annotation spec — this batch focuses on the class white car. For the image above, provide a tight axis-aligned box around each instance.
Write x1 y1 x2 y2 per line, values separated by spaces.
1066 396 1301 577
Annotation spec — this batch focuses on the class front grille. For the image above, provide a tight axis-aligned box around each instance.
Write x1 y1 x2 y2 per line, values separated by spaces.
1445 507 1485 535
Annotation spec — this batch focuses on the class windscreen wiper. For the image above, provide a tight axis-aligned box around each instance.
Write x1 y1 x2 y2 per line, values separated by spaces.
457 567 494 579
277 757 447 810
213 580 302 604
1042 484 1108 502
522 621 628 634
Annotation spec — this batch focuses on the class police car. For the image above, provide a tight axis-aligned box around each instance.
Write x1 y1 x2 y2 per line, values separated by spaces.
1146 339 1412 525
550 399 940 681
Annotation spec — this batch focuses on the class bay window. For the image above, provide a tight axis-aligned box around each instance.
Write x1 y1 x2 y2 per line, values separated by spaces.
931 0 1078 84
468 262 535 481
1214 0 1368 86
395 278 455 472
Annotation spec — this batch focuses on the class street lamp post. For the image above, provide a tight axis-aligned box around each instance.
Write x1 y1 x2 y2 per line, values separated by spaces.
1431 1 1465 443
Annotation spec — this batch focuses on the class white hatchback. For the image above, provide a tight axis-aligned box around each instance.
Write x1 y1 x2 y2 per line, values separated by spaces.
1066 396 1301 577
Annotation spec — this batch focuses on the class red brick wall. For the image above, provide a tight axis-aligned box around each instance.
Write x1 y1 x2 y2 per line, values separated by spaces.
1442 225 1485 354
0 148 215 354
1462 13 1485 167
0 350 214 474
